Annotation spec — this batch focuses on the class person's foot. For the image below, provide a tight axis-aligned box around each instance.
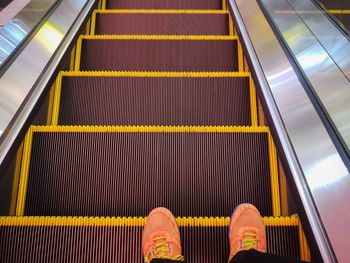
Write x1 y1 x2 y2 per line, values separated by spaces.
228 203 266 261
142 207 184 262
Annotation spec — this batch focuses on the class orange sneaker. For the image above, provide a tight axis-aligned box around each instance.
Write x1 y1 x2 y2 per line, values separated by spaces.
142 207 184 262
228 203 266 261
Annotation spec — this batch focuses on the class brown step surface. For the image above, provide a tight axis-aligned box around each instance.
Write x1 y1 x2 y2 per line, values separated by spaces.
0 223 301 262
24 131 273 216
106 0 222 10
94 13 229 35
56 75 253 126
78 38 238 72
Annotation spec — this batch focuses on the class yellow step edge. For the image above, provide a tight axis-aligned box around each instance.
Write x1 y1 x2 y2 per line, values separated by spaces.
268 132 281 217
46 82 56 125
29 125 270 133
16 125 272 216
79 34 237 40
298 222 311 261
9 142 24 215
93 9 229 14
0 216 299 227
16 127 33 216
249 77 258 126
222 0 227 11
58 71 251 77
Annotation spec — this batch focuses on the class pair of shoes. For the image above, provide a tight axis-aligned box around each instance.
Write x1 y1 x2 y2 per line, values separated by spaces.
142 204 266 262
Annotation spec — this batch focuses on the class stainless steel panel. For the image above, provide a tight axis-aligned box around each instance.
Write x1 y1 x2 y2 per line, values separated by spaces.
0 0 95 164
231 0 350 261
0 0 57 66
290 0 350 79
263 0 350 156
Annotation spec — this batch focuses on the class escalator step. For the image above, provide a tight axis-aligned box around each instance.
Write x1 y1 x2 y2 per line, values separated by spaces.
53 73 255 126
92 11 230 35
76 36 238 72
0 216 303 262
18 126 278 217
106 0 222 10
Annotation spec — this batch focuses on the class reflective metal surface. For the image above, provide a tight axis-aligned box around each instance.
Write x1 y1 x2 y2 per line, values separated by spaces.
230 0 350 261
0 0 57 66
262 0 350 154
0 0 95 164
313 0 350 38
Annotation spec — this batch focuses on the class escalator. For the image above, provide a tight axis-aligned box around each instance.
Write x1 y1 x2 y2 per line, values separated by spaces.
0 0 312 261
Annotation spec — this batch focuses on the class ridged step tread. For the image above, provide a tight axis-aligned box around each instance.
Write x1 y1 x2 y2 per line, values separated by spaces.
0 216 308 262
91 10 231 36
106 0 222 10
75 36 238 72
52 72 257 126
17 126 280 217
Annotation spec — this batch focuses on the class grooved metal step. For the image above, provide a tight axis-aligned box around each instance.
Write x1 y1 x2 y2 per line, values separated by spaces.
17 126 280 217
106 0 222 10
92 11 230 36
75 36 238 72
52 72 256 126
0 216 305 262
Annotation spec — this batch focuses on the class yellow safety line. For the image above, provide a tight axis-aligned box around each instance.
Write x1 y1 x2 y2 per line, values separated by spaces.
29 125 270 133
268 133 281 216
69 44 76 71
0 216 299 227
59 71 251 78
74 36 83 71
229 14 235 36
298 222 311 261
102 0 106 10
85 18 91 35
222 0 227 11
258 99 266 126
278 160 289 216
237 40 244 72
79 34 237 40
9 142 24 215
244 57 249 72
91 10 97 35
249 77 258 126
51 73 63 126
93 9 229 14
46 82 56 125
16 128 34 216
